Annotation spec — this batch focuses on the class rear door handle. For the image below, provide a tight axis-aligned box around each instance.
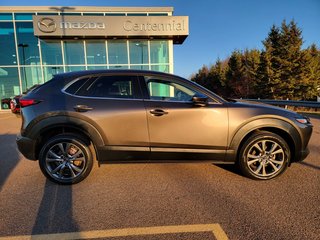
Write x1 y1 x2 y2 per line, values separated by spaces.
150 109 168 116
74 105 93 112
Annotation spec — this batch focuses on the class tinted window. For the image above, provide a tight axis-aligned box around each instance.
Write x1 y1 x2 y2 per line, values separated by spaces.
63 41 85 65
65 77 91 95
40 40 63 65
129 41 148 64
108 40 128 64
15 22 40 65
86 41 106 64
0 13 13 20
77 75 139 99
145 77 201 102
150 41 169 64
0 22 17 65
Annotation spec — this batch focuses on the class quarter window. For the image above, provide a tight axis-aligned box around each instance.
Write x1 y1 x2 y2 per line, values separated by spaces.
64 77 91 95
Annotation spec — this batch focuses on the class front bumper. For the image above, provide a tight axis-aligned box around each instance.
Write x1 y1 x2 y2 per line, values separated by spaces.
295 148 310 162
16 134 37 160
293 122 313 162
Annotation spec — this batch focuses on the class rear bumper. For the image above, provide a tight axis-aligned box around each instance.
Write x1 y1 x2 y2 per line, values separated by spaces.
16 134 37 160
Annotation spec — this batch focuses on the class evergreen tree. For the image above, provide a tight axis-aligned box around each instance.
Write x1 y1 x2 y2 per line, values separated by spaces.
258 24 282 99
207 59 227 97
241 49 260 98
256 51 273 98
226 50 243 98
191 61 228 97
259 20 311 100
303 44 320 100
191 65 210 88
191 20 319 101
280 20 307 100
225 49 260 98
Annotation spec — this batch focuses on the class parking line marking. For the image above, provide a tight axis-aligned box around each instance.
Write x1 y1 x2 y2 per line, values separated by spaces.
0 224 228 240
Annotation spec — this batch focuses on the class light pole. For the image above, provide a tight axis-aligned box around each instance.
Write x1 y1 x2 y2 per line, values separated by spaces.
18 43 29 91
50 7 75 36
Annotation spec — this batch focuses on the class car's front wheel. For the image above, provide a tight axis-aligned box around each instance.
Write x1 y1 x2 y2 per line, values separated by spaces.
39 134 93 184
239 131 290 180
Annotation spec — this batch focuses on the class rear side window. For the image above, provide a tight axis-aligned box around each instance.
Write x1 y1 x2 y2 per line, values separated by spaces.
65 77 91 95
76 75 141 99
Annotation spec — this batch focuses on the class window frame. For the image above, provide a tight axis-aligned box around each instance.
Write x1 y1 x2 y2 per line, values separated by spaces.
145 78 198 102
63 74 144 100
140 75 221 104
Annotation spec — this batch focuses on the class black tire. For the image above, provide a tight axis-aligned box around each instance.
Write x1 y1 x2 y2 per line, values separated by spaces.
239 131 290 180
39 134 93 184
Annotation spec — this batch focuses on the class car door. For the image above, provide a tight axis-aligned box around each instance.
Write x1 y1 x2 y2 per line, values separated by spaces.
66 74 150 160
142 75 229 161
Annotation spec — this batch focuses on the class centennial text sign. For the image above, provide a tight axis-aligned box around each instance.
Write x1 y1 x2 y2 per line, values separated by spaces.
33 15 189 43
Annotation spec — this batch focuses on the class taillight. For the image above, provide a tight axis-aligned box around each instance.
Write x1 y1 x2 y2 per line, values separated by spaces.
19 99 42 108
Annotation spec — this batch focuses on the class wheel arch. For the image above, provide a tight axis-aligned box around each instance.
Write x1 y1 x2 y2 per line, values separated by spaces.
226 118 302 163
26 114 106 160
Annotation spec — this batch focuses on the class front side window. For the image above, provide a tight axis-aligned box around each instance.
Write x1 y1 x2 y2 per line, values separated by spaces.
145 77 201 102
77 75 139 99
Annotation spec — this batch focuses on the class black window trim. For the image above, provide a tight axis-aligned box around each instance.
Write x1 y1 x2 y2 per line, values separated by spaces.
62 74 144 100
63 76 95 95
139 75 221 104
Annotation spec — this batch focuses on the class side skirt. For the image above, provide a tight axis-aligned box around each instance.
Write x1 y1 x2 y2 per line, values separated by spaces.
95 146 236 163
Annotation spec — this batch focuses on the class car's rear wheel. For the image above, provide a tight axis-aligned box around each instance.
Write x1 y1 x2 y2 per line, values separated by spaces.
39 134 93 184
239 131 290 180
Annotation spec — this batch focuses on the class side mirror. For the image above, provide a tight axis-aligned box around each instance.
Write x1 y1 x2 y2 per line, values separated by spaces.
192 94 208 107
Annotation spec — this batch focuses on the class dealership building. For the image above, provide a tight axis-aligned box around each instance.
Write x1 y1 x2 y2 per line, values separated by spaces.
0 6 189 109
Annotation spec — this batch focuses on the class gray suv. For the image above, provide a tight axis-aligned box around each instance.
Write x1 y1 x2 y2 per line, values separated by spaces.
16 70 313 184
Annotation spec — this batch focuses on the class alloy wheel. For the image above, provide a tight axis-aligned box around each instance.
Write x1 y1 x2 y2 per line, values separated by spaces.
246 139 285 178
45 142 87 181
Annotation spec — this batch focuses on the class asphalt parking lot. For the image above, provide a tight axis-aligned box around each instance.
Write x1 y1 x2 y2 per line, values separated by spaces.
0 112 319 240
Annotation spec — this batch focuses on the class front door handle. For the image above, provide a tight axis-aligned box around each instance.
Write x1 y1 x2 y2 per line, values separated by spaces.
150 109 168 116
74 105 93 112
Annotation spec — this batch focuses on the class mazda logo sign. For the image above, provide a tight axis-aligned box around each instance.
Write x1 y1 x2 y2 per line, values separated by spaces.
38 18 56 33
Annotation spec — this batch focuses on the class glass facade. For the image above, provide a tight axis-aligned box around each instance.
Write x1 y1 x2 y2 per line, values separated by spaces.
0 9 174 110
86 41 106 65
41 40 63 65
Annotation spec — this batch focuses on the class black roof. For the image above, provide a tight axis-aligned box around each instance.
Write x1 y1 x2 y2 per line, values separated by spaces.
54 69 181 80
